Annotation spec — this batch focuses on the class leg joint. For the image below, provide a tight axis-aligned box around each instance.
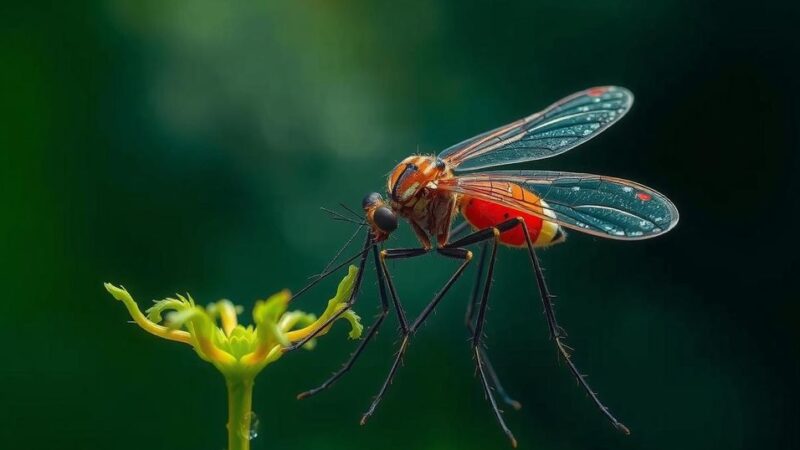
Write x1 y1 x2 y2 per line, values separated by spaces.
437 247 472 260
382 247 430 260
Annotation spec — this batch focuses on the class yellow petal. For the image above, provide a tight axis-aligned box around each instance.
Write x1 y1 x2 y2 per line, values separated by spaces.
105 283 192 344
217 300 240 337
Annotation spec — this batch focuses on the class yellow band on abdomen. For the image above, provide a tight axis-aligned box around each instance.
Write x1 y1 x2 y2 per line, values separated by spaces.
533 199 561 246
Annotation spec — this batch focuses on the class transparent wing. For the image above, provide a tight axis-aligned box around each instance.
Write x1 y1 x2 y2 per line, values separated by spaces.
438 170 679 240
438 86 633 171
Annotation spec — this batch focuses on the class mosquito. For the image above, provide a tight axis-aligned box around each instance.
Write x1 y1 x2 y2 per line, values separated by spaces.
285 86 679 446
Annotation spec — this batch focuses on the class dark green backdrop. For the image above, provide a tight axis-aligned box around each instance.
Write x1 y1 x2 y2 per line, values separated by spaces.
2 1 798 449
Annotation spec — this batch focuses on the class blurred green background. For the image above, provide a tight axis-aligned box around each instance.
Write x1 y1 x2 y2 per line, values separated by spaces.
2 1 798 449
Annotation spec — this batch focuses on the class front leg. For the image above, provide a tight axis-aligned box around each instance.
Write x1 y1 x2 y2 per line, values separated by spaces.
283 232 373 352
289 231 375 304
297 245 396 399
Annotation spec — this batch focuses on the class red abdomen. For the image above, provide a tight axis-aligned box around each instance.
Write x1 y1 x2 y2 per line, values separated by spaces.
460 196 544 247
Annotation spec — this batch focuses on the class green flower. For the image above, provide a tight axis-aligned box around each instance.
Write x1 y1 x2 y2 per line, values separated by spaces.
105 265 362 450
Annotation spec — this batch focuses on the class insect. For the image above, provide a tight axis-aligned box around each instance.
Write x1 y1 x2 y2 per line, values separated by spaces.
286 86 679 446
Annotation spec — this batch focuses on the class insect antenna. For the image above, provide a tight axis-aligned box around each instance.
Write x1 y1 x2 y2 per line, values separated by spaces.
311 212 365 279
338 202 364 222
320 206 365 226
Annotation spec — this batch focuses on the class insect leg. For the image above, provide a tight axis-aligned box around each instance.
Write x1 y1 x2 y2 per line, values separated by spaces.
283 232 374 352
463 241 486 326
376 247 428 333
517 220 630 435
466 241 522 411
289 230 376 304
360 246 471 425
449 220 471 241
460 227 517 447
297 246 392 399
445 218 520 248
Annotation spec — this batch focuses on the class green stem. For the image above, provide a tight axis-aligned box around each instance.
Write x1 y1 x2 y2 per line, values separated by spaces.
226 377 255 450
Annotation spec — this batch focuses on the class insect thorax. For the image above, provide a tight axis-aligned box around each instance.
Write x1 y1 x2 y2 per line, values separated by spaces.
387 155 449 205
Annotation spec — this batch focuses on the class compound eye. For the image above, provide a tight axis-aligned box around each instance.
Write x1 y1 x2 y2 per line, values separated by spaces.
362 192 383 209
373 206 398 233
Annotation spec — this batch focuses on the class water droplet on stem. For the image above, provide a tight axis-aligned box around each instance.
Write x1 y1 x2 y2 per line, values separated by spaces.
245 412 260 440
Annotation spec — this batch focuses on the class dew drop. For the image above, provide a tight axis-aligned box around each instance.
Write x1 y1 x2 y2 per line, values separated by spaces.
246 412 260 440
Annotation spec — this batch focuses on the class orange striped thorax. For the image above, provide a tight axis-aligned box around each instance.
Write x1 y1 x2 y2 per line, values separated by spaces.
385 155 457 248
387 155 451 206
